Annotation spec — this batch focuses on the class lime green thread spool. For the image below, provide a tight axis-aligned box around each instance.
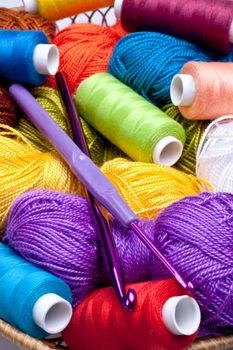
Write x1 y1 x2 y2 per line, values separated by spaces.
75 73 186 165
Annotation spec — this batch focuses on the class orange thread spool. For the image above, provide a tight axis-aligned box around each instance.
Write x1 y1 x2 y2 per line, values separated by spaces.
47 22 127 93
63 280 199 350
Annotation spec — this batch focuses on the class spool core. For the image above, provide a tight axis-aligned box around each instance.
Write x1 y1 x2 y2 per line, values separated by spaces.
33 293 72 334
170 74 196 107
22 0 38 13
153 136 183 166
114 0 123 20
162 296 201 336
33 44 60 76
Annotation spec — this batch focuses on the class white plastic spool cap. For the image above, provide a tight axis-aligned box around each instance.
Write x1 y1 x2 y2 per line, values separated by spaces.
229 21 233 44
170 74 196 106
33 44 60 76
162 296 201 336
33 293 73 334
22 0 38 13
153 136 183 166
114 0 123 20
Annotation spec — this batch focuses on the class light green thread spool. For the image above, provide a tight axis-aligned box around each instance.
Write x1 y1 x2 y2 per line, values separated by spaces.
75 73 186 166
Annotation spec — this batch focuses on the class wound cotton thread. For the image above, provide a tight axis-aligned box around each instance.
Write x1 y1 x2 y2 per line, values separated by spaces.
0 243 72 339
171 62 233 120
0 8 56 42
196 116 233 192
109 32 233 106
116 0 233 52
0 126 81 228
101 158 208 218
47 22 126 93
0 30 59 85
63 280 198 350
23 0 114 21
162 104 209 175
150 192 233 335
5 184 205 305
0 87 19 128
75 73 185 166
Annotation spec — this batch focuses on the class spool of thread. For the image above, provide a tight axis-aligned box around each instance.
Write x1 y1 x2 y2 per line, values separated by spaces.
75 73 185 166
115 0 233 53
109 32 233 106
196 116 233 192
0 243 72 338
47 22 126 94
0 86 19 128
171 62 233 120
101 158 207 218
0 125 81 228
162 104 209 175
18 87 72 152
0 30 59 85
22 0 114 21
0 8 56 42
4 184 205 305
63 280 200 350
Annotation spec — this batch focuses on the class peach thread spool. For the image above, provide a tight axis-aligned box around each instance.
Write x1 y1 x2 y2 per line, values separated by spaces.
170 62 233 120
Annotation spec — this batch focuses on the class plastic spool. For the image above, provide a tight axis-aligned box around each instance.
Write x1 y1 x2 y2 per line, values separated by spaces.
162 296 201 336
22 0 38 13
170 74 196 107
33 293 72 334
114 0 233 45
153 136 183 166
33 44 59 75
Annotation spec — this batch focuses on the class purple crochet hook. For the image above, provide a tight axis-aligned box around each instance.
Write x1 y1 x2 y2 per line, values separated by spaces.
9 83 193 292
56 72 136 310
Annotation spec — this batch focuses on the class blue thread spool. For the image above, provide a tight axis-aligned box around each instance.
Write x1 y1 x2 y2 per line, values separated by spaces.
0 243 72 338
0 30 59 85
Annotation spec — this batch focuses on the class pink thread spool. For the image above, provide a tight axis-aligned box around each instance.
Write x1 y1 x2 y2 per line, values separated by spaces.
115 0 233 52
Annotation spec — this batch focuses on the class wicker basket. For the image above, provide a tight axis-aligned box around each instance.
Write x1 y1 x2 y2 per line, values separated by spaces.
1 5 233 350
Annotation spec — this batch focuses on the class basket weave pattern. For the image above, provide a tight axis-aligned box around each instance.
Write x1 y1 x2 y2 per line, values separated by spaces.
0 6 233 350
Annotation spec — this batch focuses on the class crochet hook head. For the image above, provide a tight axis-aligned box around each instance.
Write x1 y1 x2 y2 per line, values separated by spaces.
56 72 136 310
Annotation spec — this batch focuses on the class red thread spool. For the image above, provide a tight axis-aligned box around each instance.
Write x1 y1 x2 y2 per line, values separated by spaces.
47 22 127 93
63 280 200 350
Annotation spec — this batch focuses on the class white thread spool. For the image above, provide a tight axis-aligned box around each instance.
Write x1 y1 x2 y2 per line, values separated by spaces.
33 293 72 334
170 74 196 107
33 44 59 76
162 296 201 336
196 116 233 192
22 0 38 14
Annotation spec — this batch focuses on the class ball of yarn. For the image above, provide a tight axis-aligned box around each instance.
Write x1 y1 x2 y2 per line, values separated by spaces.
4 190 156 305
151 192 233 335
101 158 207 218
196 116 233 192
63 280 197 350
47 22 127 93
109 32 233 106
0 126 81 228
162 104 209 175
18 87 72 152
0 8 56 42
0 87 19 128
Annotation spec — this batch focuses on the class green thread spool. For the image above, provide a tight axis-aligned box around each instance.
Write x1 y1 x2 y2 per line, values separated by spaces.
75 73 186 165
162 104 209 175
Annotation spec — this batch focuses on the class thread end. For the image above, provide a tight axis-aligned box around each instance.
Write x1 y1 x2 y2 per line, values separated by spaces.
33 44 60 76
170 74 196 106
153 136 183 166
22 0 38 13
33 293 72 334
114 0 123 20
162 296 201 336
